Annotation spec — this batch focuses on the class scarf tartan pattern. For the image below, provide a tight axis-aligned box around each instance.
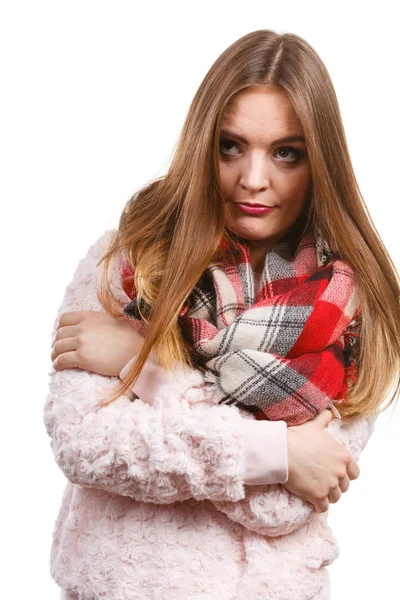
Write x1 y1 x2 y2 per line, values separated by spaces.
121 227 361 426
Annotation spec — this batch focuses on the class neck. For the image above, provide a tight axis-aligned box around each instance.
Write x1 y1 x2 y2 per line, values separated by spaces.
249 242 271 273
248 213 311 271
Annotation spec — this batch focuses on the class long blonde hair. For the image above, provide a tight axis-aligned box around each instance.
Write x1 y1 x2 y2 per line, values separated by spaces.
96 29 400 420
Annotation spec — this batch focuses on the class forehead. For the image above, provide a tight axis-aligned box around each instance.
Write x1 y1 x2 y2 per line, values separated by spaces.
222 86 301 132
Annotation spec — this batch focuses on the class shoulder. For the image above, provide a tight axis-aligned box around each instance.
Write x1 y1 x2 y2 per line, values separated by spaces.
90 228 118 259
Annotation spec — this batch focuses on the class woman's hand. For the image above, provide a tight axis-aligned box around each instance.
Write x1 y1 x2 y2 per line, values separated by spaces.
51 310 145 377
283 409 360 513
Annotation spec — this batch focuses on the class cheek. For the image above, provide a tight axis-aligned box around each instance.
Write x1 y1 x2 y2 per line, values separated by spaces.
277 167 311 202
218 162 233 196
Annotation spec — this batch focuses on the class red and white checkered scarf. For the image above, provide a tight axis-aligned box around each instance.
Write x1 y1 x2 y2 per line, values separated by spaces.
121 226 361 426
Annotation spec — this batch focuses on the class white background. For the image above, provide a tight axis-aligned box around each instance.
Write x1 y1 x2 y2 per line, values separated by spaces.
1 1 399 598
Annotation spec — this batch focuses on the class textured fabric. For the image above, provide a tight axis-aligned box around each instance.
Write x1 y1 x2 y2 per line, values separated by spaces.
45 230 378 600
119 354 289 485
122 226 361 426
60 591 79 600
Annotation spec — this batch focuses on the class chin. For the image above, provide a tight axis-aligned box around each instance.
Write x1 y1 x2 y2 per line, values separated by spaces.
231 223 280 240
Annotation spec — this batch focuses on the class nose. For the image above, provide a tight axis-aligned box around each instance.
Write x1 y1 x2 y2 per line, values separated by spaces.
239 153 270 193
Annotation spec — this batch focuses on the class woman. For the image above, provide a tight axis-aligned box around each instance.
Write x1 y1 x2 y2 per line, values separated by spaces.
46 30 400 599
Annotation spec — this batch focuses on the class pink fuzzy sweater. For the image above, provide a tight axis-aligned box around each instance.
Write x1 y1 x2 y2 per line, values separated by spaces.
44 230 377 600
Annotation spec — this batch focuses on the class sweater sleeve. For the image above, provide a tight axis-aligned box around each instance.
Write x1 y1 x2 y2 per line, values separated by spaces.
43 230 288 506
211 411 378 536
119 356 377 537
119 356 289 486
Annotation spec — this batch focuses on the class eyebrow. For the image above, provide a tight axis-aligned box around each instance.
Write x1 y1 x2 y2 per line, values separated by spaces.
220 128 306 146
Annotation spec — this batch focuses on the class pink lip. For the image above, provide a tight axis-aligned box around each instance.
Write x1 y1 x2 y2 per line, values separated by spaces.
234 203 276 215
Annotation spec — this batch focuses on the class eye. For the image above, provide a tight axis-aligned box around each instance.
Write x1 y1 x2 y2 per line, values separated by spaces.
219 139 240 156
274 147 302 162
219 139 304 162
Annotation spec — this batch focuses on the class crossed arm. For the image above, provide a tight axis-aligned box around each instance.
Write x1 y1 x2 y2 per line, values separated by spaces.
45 230 377 536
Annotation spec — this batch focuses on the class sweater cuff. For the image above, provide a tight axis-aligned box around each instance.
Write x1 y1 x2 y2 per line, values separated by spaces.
119 356 184 405
240 419 288 485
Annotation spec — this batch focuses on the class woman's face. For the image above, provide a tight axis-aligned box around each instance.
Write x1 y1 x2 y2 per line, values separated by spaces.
218 85 311 270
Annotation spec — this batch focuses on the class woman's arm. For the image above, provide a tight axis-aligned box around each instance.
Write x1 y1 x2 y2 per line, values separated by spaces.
120 347 377 536
43 230 288 505
210 412 377 536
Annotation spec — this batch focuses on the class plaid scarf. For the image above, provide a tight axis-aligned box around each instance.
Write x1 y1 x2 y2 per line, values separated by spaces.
121 226 361 426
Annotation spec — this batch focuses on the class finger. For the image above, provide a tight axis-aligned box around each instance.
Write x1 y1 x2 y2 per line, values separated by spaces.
314 409 334 428
347 457 360 481
52 324 79 347
52 350 80 371
338 473 351 493
51 337 77 361
314 497 329 513
327 486 342 504
58 311 87 328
